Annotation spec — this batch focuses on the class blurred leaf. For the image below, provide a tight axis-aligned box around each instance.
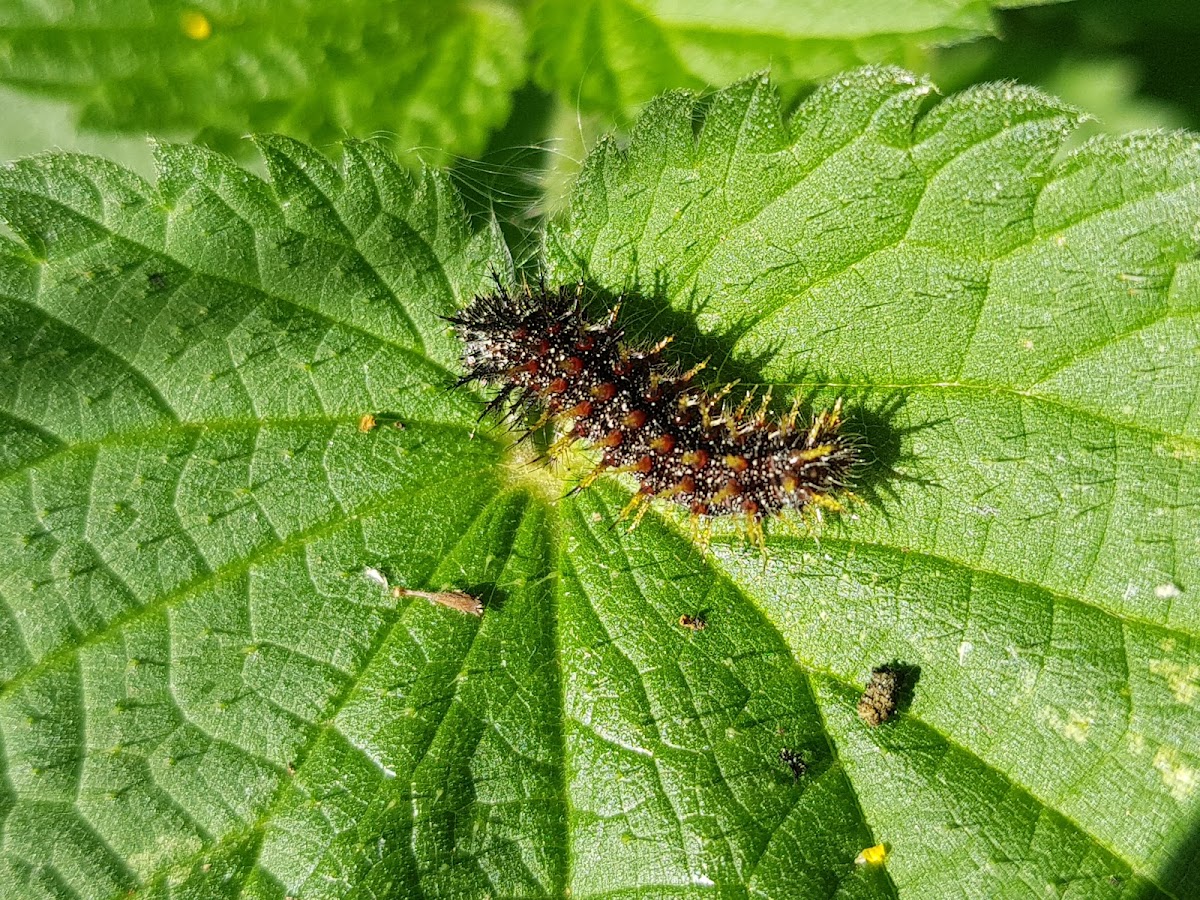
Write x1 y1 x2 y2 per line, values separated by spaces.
528 0 1071 119
932 0 1200 134
1045 57 1187 138
0 0 527 163
0 67 1198 898
0 86 155 176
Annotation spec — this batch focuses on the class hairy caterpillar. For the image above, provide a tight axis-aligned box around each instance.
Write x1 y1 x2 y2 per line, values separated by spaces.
449 280 857 537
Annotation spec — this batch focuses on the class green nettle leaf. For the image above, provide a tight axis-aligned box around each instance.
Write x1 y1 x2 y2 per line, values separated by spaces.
0 0 526 163
0 67 1198 898
529 0 1071 119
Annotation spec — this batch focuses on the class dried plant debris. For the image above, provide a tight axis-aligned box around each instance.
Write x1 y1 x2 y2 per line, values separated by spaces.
362 567 483 617
358 412 405 433
392 587 484 617
857 665 902 727
678 613 707 631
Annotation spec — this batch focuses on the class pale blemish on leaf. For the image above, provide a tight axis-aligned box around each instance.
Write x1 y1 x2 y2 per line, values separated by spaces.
1164 440 1200 464
1004 645 1040 695
1153 747 1199 801
1148 658 1200 704
1154 582 1184 601
1040 707 1093 744
957 640 973 665
363 566 390 589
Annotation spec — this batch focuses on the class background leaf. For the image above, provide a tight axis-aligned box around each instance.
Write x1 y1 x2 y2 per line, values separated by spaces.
933 0 1200 139
0 0 1077 169
0 66 1198 899
528 0 1069 119
0 0 527 163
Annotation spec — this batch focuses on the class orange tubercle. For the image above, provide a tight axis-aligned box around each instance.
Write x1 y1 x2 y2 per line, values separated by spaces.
650 434 675 453
601 430 623 447
713 479 743 502
567 400 593 418
724 454 749 472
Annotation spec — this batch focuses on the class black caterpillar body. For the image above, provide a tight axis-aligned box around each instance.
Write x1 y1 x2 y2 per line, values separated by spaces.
449 280 856 530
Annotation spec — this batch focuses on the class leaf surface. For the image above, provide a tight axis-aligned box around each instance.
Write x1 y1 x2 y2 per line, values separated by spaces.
0 68 1198 898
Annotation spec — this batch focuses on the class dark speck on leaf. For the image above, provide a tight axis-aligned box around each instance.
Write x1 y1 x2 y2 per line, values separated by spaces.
780 748 806 782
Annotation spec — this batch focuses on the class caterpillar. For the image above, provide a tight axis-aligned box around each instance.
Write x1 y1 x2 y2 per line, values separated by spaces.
449 279 857 537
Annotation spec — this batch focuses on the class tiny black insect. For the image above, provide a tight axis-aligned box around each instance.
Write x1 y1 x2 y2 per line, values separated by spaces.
779 748 807 782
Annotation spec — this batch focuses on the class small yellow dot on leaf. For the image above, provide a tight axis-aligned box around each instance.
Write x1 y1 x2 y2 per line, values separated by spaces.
181 10 212 40
855 843 887 865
